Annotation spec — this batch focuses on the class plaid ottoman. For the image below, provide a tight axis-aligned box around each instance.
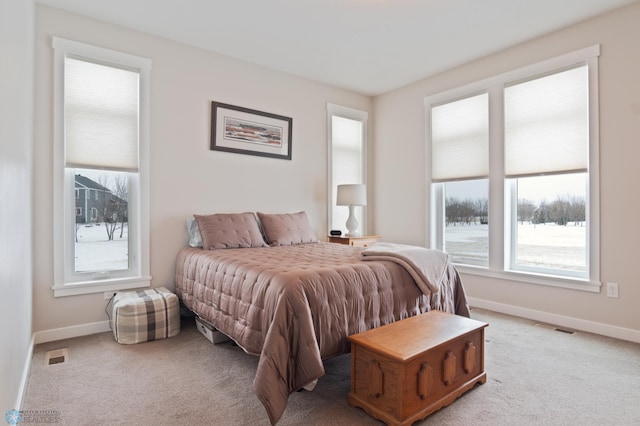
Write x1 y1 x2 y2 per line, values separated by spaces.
111 287 180 344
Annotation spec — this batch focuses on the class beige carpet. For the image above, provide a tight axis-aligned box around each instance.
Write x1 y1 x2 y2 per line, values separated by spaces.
22 309 640 425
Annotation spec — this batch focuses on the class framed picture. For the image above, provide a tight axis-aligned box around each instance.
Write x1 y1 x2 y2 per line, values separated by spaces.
211 101 292 160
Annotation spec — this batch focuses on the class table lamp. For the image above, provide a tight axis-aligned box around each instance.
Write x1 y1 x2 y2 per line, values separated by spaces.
336 184 367 237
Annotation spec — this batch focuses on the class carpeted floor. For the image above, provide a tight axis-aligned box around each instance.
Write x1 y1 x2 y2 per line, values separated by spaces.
22 308 640 425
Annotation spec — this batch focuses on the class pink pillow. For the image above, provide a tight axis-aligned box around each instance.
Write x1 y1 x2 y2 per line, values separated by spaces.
257 211 318 246
194 213 267 249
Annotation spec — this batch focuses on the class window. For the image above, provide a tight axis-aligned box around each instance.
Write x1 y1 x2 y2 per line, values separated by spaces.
327 103 367 234
52 37 151 297
505 66 590 278
431 93 489 266
427 46 600 291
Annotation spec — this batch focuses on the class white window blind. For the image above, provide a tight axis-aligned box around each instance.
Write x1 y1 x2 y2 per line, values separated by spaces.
64 56 140 172
431 93 489 182
505 65 589 177
332 116 363 185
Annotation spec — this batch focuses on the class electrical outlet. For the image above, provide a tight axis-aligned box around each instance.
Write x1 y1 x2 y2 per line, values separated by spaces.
606 282 619 298
104 291 118 300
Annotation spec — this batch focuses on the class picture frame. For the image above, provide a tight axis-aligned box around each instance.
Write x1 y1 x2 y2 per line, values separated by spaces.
211 101 292 160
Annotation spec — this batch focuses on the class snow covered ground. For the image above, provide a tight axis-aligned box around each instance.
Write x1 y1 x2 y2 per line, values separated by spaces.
445 222 586 271
75 223 128 272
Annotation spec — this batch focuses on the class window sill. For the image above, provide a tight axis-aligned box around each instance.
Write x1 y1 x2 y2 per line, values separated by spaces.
454 264 601 293
52 276 152 297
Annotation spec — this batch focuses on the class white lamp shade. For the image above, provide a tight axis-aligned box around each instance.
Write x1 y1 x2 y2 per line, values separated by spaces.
336 184 367 206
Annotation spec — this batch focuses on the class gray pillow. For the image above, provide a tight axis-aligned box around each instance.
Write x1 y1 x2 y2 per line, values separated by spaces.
257 211 318 246
186 216 203 247
194 213 267 249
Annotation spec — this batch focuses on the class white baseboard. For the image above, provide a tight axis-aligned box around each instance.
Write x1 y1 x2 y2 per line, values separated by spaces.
468 297 640 344
29 300 640 347
33 320 111 345
15 335 34 410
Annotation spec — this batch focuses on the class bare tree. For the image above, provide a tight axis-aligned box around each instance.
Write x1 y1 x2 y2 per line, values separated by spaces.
517 199 536 224
549 197 571 225
96 174 128 241
475 198 489 225
111 174 128 238
447 193 585 228
569 196 586 226
446 196 488 226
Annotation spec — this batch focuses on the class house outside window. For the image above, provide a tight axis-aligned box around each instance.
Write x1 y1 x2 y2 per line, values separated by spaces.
52 37 151 297
327 103 368 235
426 46 600 292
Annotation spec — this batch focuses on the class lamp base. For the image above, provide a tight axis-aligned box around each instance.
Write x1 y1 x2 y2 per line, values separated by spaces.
345 205 360 238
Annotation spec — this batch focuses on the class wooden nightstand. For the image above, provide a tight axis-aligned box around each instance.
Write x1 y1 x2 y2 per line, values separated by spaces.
328 235 381 248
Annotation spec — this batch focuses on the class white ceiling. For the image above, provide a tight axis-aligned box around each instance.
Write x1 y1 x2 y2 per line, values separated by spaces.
37 0 638 96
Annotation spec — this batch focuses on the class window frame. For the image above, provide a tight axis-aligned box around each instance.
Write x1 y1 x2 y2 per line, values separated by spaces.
425 45 600 293
52 37 152 297
326 103 368 235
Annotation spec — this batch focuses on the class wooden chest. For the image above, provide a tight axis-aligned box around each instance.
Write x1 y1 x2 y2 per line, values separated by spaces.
347 310 488 425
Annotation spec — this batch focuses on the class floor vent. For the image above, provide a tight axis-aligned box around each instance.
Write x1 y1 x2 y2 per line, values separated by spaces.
534 322 576 334
45 348 69 366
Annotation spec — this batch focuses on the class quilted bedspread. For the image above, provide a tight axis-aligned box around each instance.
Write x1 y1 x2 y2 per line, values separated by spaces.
174 242 469 424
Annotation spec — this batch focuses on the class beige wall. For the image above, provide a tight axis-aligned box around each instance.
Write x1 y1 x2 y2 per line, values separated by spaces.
33 5 372 335
373 3 640 336
1 0 35 409
31 3 640 341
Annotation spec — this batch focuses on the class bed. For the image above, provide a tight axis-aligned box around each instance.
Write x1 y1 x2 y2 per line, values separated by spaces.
174 211 470 424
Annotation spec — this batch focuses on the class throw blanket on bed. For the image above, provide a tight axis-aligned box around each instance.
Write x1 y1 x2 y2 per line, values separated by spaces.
360 242 449 294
